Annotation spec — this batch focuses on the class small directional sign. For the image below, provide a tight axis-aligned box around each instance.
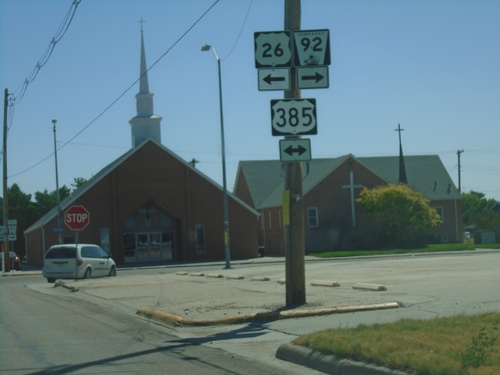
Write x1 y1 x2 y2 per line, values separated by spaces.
258 68 290 91
279 138 311 162
297 66 329 89
254 31 292 68
293 29 331 66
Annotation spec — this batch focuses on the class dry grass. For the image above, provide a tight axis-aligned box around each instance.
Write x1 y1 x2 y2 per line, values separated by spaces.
294 313 500 375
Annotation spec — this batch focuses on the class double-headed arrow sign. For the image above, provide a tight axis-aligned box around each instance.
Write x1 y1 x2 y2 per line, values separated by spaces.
279 139 311 162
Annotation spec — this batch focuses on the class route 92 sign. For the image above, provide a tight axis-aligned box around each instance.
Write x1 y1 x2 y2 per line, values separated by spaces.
293 29 331 66
270 99 317 136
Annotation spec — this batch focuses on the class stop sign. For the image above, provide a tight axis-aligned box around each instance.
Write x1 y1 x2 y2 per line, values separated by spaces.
65 205 90 231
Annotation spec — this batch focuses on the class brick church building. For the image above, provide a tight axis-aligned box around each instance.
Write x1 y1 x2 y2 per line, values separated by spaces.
24 30 259 266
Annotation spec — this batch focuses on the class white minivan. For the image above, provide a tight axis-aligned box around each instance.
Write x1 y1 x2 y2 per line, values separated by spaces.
42 244 117 283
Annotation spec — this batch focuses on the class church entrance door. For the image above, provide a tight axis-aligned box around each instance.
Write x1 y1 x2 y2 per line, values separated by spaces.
123 201 176 263
136 232 173 261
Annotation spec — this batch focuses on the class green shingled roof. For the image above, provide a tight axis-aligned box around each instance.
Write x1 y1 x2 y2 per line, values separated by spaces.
237 154 459 209
358 155 460 200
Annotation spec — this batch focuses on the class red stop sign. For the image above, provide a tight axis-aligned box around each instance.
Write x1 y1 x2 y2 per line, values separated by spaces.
65 205 90 231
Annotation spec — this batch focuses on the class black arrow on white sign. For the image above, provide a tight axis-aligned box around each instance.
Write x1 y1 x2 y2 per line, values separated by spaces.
301 72 324 83
263 74 286 85
284 145 307 156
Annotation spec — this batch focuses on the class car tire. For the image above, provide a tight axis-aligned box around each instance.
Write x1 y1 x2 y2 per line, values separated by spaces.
109 266 117 277
47 278 56 283
83 268 92 279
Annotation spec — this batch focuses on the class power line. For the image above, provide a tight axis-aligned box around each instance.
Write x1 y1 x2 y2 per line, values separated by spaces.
9 0 82 105
221 0 253 61
9 0 221 179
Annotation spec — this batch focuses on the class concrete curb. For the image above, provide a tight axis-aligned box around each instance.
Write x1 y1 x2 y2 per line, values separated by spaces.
136 302 400 327
1 270 41 277
276 343 410 375
353 283 387 291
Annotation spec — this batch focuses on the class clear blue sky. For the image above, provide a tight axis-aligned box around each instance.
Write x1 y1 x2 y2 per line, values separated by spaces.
1 0 499 201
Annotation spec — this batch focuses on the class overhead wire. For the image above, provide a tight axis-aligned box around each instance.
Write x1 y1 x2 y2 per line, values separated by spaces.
1 0 81 164
9 0 221 179
9 0 82 105
220 0 253 61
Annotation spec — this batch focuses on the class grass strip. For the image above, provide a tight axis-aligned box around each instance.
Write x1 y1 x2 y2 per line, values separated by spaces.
310 243 500 259
294 312 500 375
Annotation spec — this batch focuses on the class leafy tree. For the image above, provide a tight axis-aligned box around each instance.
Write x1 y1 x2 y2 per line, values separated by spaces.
356 183 442 247
72 177 88 191
0 177 87 258
462 191 500 230
33 186 71 218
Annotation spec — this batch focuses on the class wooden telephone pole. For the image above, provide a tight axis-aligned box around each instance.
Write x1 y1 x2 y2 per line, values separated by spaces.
284 0 306 307
3 88 10 272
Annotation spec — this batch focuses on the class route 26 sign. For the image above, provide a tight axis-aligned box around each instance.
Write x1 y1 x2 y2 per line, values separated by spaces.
254 31 292 68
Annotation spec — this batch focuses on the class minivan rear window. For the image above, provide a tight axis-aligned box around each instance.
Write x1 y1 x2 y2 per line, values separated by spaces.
45 247 76 259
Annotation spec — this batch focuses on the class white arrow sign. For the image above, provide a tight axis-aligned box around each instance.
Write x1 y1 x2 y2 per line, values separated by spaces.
258 68 290 91
297 66 329 89
279 138 312 162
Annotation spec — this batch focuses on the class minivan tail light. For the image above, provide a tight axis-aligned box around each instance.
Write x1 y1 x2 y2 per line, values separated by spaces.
77 258 83 267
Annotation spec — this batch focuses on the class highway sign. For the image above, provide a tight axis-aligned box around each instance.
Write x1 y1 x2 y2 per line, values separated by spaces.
293 29 331 66
271 99 317 136
279 138 311 162
297 66 329 89
258 68 290 91
254 31 292 68
65 205 90 231
0 220 17 241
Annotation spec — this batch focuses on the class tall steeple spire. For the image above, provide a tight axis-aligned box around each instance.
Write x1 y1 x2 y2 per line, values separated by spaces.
129 19 162 148
139 19 149 94
395 124 408 184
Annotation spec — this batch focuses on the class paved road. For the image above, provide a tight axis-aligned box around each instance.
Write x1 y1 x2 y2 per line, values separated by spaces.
10 250 500 374
0 275 316 374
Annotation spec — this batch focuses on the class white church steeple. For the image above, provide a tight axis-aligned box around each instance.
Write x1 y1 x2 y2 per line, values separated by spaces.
129 20 162 148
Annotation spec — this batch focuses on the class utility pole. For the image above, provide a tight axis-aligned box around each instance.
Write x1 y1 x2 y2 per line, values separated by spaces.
3 88 10 272
52 119 62 244
457 149 464 194
284 0 306 307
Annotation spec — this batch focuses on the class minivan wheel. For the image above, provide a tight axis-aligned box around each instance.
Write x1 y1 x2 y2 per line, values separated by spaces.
83 268 92 279
109 266 117 277
47 278 56 283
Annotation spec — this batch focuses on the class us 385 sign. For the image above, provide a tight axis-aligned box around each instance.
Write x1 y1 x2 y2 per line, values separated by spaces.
270 99 317 136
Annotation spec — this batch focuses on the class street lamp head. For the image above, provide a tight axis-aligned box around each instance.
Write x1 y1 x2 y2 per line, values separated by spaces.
52 119 57 125
201 44 219 62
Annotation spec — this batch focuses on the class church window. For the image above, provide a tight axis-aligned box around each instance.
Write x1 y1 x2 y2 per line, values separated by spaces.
161 214 173 227
435 207 444 222
196 224 206 254
100 228 110 254
308 207 319 228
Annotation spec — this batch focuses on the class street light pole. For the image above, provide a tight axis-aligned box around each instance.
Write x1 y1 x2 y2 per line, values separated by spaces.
201 44 231 269
52 119 62 244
